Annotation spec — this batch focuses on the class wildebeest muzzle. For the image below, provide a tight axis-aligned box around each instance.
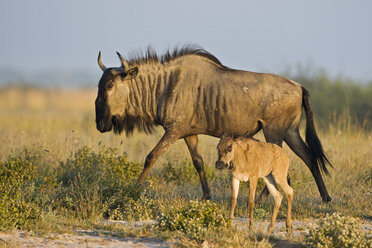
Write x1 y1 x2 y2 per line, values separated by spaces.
96 118 112 133
95 107 112 133
95 97 113 133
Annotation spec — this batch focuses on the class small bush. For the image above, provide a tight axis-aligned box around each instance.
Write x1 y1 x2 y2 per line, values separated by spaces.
106 183 160 221
59 146 142 188
0 149 42 229
57 146 144 219
155 200 230 242
305 212 371 248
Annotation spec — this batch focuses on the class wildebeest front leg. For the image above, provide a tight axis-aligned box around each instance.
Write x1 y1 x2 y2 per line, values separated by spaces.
184 135 211 200
137 130 179 185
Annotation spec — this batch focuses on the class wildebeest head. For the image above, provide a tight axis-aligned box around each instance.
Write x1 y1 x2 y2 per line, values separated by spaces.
215 132 237 170
95 51 138 133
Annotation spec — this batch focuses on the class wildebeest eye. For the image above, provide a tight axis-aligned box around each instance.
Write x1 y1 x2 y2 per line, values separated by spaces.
119 72 127 80
106 80 114 89
228 145 232 152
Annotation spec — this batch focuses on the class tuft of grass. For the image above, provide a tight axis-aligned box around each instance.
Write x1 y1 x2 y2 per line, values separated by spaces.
203 226 273 248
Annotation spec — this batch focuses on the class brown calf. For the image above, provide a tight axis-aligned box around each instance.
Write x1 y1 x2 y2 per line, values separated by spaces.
216 134 293 234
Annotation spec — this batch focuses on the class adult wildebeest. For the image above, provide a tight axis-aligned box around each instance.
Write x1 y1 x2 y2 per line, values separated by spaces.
95 44 332 202
216 133 293 234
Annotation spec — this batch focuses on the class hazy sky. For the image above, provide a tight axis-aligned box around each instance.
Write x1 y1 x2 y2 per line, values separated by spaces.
1 0 371 81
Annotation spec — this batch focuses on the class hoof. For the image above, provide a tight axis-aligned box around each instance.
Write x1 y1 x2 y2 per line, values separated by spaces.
202 194 211 201
322 195 332 203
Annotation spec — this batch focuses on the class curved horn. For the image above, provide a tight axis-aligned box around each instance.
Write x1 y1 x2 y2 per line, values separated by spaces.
116 51 129 70
97 51 107 71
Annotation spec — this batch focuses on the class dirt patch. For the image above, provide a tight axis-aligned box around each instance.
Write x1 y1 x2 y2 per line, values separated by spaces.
0 228 169 248
0 219 370 247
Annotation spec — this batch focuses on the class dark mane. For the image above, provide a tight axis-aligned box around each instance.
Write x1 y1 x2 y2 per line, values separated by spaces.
113 114 157 136
127 44 227 68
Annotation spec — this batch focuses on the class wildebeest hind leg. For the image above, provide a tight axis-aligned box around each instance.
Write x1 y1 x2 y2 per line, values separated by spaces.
184 135 211 200
137 130 179 185
284 129 331 202
256 129 284 204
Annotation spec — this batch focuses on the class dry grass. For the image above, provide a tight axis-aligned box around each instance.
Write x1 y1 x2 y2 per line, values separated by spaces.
0 86 209 165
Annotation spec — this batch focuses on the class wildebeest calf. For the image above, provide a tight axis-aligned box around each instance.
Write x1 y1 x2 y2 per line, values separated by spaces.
216 133 293 234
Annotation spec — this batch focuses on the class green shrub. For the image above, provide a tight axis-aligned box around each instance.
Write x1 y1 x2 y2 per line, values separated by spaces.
305 212 371 248
0 149 41 229
162 160 215 186
106 183 159 221
56 146 144 219
59 146 142 189
155 200 230 242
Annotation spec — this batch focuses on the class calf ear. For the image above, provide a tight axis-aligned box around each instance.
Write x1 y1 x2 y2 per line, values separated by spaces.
221 131 227 139
126 67 138 80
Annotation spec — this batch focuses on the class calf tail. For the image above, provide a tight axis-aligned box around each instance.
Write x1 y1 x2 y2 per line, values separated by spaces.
302 87 333 175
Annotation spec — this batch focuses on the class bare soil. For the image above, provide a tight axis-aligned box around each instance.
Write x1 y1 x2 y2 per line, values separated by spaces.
0 219 370 248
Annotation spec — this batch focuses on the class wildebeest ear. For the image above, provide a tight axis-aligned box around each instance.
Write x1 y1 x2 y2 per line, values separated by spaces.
126 67 138 79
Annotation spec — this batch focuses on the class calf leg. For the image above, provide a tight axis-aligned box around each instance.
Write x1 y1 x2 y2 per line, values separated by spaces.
284 129 331 202
184 135 211 200
248 176 258 229
273 172 293 234
263 174 283 234
230 177 240 219
256 129 284 204
137 130 179 185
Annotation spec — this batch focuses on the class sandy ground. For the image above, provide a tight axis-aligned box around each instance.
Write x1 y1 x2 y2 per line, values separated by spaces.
0 230 169 248
0 219 371 248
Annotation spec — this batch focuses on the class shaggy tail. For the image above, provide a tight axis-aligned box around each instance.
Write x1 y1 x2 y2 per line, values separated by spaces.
302 87 333 175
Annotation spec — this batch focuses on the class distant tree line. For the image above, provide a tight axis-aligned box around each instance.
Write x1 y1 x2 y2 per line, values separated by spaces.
285 66 372 130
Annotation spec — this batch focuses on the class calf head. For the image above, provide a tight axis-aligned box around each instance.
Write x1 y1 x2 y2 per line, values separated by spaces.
216 133 236 170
